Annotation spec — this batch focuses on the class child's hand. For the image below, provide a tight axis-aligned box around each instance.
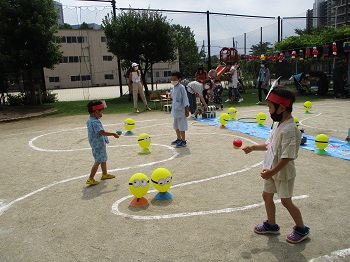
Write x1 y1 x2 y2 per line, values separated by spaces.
260 169 274 180
242 146 253 154
113 133 120 138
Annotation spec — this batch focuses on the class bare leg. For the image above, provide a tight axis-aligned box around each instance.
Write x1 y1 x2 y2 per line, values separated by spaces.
175 129 181 140
180 131 186 141
281 198 304 228
263 191 276 224
89 162 100 180
101 162 107 175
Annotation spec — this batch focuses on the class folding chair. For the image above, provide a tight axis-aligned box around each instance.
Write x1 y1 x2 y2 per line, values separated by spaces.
149 93 161 109
161 92 172 113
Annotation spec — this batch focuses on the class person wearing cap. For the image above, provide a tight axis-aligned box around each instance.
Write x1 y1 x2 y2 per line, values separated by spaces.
242 86 310 244
129 62 151 113
86 100 120 185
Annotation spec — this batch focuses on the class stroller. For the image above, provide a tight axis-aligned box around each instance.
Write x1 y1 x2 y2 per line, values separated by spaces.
291 72 312 94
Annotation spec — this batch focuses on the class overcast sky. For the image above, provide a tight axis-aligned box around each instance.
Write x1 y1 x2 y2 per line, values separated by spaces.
56 0 316 55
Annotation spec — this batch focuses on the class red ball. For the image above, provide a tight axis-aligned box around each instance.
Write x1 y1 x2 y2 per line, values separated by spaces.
233 139 242 148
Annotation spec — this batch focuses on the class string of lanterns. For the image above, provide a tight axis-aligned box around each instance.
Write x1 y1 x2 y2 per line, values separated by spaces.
240 41 350 62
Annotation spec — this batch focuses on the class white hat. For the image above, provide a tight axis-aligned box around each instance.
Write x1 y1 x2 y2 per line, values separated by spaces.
132 62 138 67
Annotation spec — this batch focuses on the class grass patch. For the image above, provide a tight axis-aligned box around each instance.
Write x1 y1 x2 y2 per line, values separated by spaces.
39 86 328 117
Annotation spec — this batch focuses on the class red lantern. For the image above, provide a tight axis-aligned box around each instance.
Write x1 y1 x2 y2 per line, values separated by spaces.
332 42 337 56
323 44 329 57
305 48 311 58
278 53 284 62
312 47 318 58
291 50 297 59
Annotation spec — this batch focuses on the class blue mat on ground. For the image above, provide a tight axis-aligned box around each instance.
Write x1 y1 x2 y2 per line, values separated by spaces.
196 117 350 161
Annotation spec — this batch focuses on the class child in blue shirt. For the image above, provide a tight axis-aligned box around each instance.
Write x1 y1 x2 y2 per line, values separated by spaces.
86 100 119 185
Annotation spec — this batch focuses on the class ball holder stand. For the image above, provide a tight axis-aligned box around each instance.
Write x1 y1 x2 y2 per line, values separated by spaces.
154 191 172 200
130 197 149 207
140 148 151 154
125 131 134 136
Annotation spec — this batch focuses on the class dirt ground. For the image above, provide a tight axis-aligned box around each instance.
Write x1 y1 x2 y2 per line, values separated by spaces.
0 99 349 262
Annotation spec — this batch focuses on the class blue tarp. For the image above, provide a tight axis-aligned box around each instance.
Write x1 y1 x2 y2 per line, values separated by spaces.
196 117 350 161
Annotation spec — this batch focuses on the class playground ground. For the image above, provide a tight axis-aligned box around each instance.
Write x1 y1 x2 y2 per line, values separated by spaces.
0 99 349 262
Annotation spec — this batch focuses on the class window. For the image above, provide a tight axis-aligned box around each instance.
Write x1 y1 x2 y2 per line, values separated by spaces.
164 71 172 77
155 72 160 78
68 56 79 63
60 36 66 43
103 55 113 61
80 56 90 62
66 36 77 43
81 75 91 81
71 75 80 81
101 36 106 42
77 36 85 43
49 77 59 83
105 74 114 80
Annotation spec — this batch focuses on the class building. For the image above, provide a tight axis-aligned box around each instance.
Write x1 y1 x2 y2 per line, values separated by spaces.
44 29 179 89
54 1 64 26
309 0 349 28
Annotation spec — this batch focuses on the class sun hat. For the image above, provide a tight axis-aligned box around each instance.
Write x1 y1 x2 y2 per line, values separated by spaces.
132 62 138 67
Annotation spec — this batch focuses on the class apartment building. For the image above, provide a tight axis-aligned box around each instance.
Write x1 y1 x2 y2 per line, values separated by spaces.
43 29 179 89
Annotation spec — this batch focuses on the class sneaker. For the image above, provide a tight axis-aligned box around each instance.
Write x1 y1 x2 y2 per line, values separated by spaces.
176 140 187 148
191 113 196 118
101 173 115 180
86 179 99 185
254 220 280 234
286 226 310 244
171 138 181 145
256 101 263 105
238 98 244 103
225 99 232 102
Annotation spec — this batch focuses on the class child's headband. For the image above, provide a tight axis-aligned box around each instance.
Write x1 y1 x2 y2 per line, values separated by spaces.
91 101 107 111
265 76 291 107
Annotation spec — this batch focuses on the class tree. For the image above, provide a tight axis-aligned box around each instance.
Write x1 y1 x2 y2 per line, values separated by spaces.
171 24 200 78
59 23 73 29
249 42 274 55
103 9 176 94
0 0 62 104
79 22 91 30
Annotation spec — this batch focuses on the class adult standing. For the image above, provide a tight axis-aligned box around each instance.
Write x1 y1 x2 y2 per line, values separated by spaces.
129 62 151 113
225 62 243 103
333 61 346 99
256 60 270 105
195 64 208 84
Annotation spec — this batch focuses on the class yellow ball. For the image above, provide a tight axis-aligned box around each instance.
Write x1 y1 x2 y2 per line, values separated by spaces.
294 116 299 127
304 101 312 112
138 133 151 149
219 113 229 126
129 173 150 198
256 112 266 125
151 168 172 192
315 134 329 150
124 118 135 131
227 107 237 120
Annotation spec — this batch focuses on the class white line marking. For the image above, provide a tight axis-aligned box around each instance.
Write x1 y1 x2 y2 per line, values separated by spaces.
299 112 345 132
309 248 350 261
111 194 309 220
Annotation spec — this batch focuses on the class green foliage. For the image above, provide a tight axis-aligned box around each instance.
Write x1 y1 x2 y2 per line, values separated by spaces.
102 9 176 83
79 22 91 30
250 42 274 55
171 24 200 78
6 91 57 106
59 23 73 29
276 25 350 52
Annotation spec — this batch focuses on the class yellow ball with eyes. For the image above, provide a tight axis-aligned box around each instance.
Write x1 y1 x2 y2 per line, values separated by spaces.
124 118 135 132
151 168 172 193
219 113 229 126
304 101 312 113
256 112 266 125
138 133 151 148
294 116 299 127
227 107 237 120
128 173 150 199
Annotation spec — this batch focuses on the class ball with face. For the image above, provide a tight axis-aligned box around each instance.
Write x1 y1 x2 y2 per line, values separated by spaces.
124 118 135 132
315 134 329 150
151 168 172 193
227 107 237 120
304 101 312 113
256 112 267 125
294 117 299 127
219 113 229 127
138 133 151 149
128 173 150 199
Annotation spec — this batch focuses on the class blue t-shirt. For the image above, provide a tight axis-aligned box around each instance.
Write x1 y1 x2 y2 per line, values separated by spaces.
87 116 109 149
171 83 189 118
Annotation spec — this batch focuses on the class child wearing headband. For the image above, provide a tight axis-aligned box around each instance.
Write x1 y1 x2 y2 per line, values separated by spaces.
86 100 119 185
242 86 310 244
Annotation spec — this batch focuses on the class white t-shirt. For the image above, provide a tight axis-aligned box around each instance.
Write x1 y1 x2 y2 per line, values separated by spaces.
187 81 203 95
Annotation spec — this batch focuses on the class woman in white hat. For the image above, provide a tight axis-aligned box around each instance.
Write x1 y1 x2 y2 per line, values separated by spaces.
129 62 151 113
